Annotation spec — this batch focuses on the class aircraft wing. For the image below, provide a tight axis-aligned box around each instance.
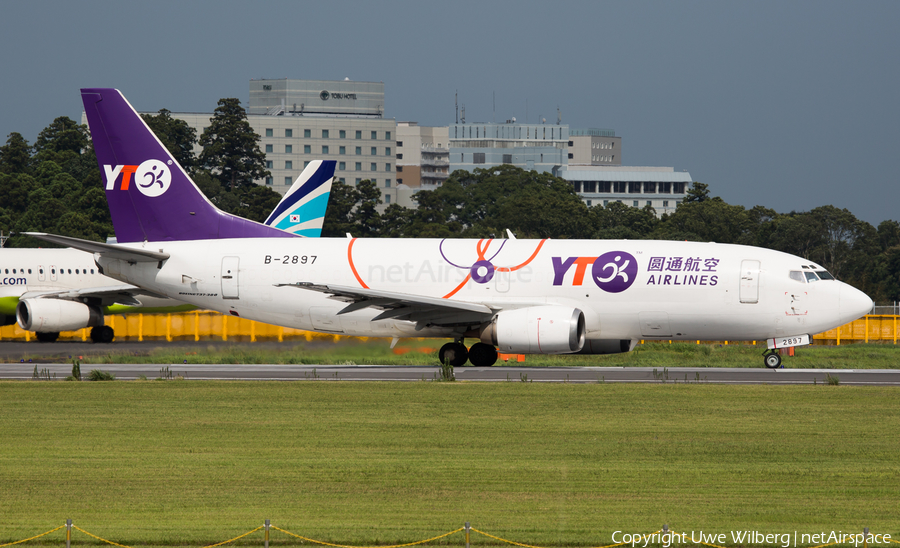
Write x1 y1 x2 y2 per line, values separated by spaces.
276 282 495 329
20 285 167 307
23 232 170 262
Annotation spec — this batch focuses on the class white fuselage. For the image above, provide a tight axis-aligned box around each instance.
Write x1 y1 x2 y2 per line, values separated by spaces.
95 237 873 344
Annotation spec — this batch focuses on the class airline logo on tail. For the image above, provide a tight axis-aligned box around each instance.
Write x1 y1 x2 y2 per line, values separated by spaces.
103 160 172 197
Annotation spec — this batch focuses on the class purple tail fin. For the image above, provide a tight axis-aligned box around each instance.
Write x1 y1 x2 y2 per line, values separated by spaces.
81 88 295 243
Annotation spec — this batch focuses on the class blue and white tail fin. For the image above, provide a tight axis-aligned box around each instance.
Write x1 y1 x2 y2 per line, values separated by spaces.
82 88 298 243
264 160 335 237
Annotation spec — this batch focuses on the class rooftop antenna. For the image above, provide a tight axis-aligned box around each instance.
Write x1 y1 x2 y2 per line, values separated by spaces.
557 106 561 125
455 90 458 124
461 104 466 124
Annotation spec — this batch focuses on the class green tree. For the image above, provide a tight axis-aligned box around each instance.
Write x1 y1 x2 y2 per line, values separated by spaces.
683 181 710 203
32 117 88 156
142 109 198 172
0 132 31 174
198 98 269 190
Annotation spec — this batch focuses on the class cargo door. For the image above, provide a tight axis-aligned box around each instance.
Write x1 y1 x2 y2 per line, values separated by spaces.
740 260 760 304
221 256 240 299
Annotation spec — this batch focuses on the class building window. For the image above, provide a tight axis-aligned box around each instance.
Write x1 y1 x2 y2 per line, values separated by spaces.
628 182 641 193
385 147 391 156
339 146 346 155
340 130 346 138
265 177 273 185
322 130 329 138
386 131 391 140
646 200 652 207
674 182 686 194
282 144 291 154
584 181 596 193
604 200 609 207
614 181 627 193
568 153 574 159
265 144 273 153
285 129 293 138
586 200 592 207
356 147 362 155
663 200 669 207
473 152 486 164
339 177 345 183
385 179 391 188
304 129 311 138
397 140 403 147
285 161 292 169
356 130 362 139
265 128 273 137
370 147 377 155
285 177 292 185
396 153 403 159
321 146 328 154
266 161 273 169
385 163 391 171
304 145 311 154
644 182 656 193
355 162 362 171
573 181 582 192
397 178 403 185
355 178 361 184
371 131 377 139
385 194 391 204
339 161 346 170
304 161 310 167
397 166 403 172
370 163 377 171
633 201 639 207
503 154 512 164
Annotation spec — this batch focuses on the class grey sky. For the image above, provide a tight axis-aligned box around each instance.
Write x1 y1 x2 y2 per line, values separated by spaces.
2 1 897 225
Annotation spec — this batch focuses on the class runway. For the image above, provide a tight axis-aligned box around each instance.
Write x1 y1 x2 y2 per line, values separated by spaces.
4 363 900 384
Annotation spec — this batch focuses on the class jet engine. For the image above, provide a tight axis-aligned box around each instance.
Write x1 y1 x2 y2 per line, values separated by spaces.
479 306 585 354
16 299 103 332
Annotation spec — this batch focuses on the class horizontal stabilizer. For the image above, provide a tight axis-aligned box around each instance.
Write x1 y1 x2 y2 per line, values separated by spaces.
23 232 169 262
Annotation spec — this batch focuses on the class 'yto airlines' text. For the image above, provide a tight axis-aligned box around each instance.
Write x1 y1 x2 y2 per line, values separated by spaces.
646 255 719 287
103 159 173 198
553 253 720 292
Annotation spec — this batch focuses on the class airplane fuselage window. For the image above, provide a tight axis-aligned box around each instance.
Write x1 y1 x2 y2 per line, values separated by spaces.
789 271 804 283
804 271 820 283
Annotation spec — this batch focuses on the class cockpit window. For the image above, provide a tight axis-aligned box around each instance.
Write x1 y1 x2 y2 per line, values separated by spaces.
804 271 820 283
816 270 835 280
789 271 805 283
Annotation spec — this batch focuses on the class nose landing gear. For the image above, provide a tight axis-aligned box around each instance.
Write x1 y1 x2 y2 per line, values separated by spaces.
763 349 782 369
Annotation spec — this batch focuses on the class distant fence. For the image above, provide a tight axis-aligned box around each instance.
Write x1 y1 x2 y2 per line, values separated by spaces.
0 521 895 548
1 311 898 346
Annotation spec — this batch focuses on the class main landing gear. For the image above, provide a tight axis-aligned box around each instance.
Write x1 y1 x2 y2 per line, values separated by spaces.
439 340 499 367
763 349 782 369
90 326 115 343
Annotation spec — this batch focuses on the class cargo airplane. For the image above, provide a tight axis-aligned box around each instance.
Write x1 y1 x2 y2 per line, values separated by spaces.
3 158 335 342
28 88 873 368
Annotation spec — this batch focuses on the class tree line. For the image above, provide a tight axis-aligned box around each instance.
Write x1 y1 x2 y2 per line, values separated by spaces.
2 103 898 302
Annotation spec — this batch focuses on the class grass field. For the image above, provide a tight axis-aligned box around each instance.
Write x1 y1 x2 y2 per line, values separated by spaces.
0 382 898 547
29 340 900 369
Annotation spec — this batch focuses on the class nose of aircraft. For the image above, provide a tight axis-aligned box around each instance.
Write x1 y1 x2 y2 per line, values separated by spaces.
840 283 874 324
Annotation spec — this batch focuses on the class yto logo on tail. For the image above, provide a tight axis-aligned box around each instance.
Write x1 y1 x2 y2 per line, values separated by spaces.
104 159 173 197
